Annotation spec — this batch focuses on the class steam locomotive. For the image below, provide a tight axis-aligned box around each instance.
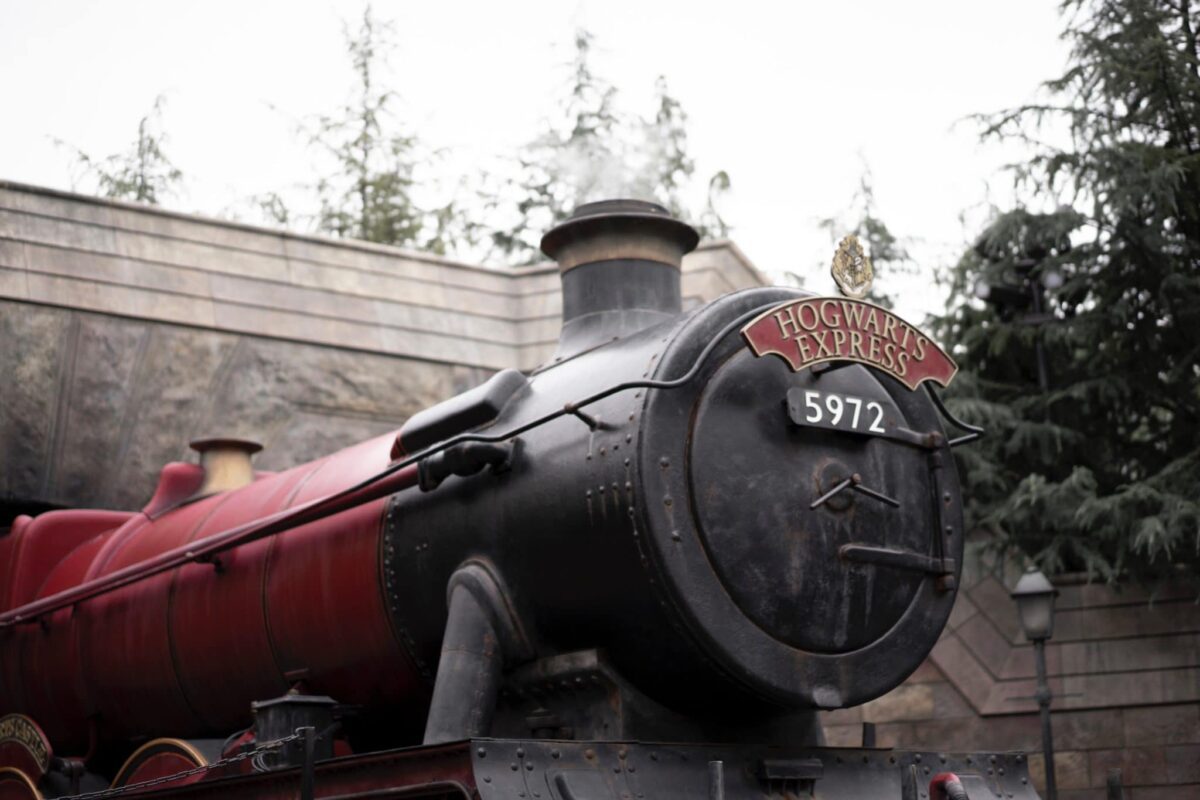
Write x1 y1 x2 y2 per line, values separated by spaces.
0 201 1032 799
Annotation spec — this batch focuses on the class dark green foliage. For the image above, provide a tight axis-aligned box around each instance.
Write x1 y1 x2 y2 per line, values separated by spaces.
60 96 182 205
487 29 731 263
938 0 1200 582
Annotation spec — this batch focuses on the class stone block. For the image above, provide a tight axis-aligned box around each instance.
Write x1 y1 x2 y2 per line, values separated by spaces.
821 724 862 748
2 207 118 253
907 660 945 684
1089 747 1168 787
871 722 914 748
1164 744 1200 783
862 684 935 723
1028 750 1091 791
1123 704 1200 745
0 239 28 270
0 265 28 299
820 706 863 726
25 241 212 297
930 681 976 719
957 613 1012 679
1058 790 1105 800
0 302 70 502
1130 786 1200 800
931 635 993 712
946 591 980 631
969 576 1023 642
1052 709 1126 750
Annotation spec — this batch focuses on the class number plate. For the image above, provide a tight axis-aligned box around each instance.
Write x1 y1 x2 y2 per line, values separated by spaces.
786 387 887 435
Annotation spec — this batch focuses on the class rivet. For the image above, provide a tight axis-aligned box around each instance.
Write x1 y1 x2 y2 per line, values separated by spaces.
998 768 1005 775
483 776 491 783
624 458 631 466
613 766 621 773
511 763 518 771
526 762 534 771
660 457 670 468
625 434 633 443
671 530 681 541
990 755 997 764
551 749 560 759
600 447 607 456
944 491 952 502
940 755 947 764
924 766 930 774
517 748 525 758
629 765 636 773
663 497 673 507
650 753 658 761
477 747 486 757
618 750 627 760
914 754 922 762
585 749 596 759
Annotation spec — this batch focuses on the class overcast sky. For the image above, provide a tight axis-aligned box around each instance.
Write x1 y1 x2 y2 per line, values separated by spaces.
0 1 1070 322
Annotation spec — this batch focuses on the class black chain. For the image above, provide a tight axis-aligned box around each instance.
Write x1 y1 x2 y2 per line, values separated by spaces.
54 731 304 800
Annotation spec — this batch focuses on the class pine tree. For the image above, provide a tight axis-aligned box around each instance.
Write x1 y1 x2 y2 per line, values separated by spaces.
60 96 182 205
938 0 1200 583
304 6 473 253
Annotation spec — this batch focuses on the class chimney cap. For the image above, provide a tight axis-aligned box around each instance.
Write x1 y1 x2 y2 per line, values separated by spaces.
540 199 699 264
189 437 263 455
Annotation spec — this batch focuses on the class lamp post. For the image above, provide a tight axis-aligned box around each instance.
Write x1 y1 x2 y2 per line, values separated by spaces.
1011 566 1060 800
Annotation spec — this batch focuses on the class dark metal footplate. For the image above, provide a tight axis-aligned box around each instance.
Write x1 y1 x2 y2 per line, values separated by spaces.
470 740 1040 800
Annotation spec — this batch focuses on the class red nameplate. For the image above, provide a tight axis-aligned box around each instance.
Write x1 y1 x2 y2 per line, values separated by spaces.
741 298 957 391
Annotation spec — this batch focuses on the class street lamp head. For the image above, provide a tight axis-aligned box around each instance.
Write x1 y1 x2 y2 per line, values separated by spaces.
1010 566 1059 641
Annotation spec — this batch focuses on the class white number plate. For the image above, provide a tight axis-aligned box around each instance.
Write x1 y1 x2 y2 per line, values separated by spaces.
786 388 887 435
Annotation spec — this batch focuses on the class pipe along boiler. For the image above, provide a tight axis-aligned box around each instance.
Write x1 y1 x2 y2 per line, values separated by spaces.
0 201 1029 800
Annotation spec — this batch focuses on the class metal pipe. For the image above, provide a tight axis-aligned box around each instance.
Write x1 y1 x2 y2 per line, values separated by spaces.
708 760 725 800
300 726 316 800
1034 639 1058 800
423 580 505 744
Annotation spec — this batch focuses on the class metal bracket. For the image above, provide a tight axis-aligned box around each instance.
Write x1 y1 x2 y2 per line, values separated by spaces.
925 385 985 448
840 544 955 576
810 474 899 509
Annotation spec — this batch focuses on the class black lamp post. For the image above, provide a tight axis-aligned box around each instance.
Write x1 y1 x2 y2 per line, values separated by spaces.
1010 567 1060 800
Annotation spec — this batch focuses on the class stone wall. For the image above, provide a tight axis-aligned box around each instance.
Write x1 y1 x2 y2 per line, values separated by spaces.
0 181 766 514
822 550 1200 800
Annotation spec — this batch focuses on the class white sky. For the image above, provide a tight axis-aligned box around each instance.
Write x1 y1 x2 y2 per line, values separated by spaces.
0 0 1070 322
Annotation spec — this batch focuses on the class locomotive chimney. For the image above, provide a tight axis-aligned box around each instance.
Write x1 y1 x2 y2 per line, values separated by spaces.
189 437 263 495
540 199 699 359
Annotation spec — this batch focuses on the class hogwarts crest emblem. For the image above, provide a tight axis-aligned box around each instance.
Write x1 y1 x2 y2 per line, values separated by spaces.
830 234 874 299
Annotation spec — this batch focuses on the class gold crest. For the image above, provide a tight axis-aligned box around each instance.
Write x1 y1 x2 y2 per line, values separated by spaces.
830 234 874 299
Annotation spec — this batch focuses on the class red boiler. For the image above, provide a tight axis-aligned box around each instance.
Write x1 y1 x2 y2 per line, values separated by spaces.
0 432 423 754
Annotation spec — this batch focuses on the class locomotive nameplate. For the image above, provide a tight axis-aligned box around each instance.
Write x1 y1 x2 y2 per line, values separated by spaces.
741 298 957 390
0 714 51 778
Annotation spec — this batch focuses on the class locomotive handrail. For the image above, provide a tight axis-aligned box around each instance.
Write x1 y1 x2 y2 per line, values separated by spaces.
0 308 766 630
924 385 986 447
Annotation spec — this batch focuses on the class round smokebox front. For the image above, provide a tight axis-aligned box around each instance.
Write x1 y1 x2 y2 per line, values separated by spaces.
638 291 964 709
